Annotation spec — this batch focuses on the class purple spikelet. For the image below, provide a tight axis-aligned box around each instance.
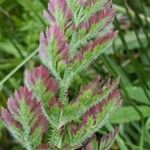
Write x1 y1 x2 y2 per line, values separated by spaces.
43 0 71 24
100 127 119 149
71 0 116 62
25 65 57 94
74 31 117 61
40 0 117 66
39 23 69 63
37 144 50 150
101 127 119 143
1 109 18 127
79 0 115 30
81 88 121 127
1 87 48 135
72 78 122 134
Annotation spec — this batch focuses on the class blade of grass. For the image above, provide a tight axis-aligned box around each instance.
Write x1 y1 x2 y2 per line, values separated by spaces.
124 0 150 64
0 49 38 90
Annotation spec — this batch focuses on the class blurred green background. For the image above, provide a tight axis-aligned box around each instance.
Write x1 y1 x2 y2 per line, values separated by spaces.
0 0 150 149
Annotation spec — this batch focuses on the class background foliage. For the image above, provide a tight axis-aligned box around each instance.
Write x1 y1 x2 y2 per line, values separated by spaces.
0 0 150 149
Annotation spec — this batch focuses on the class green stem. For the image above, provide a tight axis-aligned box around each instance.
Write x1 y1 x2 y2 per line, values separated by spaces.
139 120 145 150
59 80 70 105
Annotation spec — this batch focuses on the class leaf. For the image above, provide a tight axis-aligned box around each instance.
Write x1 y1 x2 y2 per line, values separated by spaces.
105 31 150 54
125 86 150 104
24 65 57 106
100 54 131 86
110 106 150 123
0 40 21 57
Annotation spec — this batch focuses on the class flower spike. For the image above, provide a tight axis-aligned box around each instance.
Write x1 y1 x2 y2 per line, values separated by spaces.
1 0 121 149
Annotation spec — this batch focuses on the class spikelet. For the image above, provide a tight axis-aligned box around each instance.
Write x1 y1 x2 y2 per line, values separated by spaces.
39 23 69 64
25 65 57 94
1 87 48 149
44 0 71 24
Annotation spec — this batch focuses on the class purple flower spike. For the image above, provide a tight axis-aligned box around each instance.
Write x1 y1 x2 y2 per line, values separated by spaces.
1 0 121 149
73 78 121 135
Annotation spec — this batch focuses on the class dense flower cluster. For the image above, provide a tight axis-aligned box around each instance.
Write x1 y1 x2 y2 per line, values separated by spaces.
1 0 121 150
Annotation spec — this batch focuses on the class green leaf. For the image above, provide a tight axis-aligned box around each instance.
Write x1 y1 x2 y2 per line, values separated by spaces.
125 86 150 104
110 106 150 123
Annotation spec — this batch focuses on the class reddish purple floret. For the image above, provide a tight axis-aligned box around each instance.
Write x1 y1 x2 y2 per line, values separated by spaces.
44 0 71 24
39 23 69 63
81 88 121 126
77 0 97 6
25 65 57 94
101 127 119 143
1 109 16 126
79 0 115 30
74 31 117 61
